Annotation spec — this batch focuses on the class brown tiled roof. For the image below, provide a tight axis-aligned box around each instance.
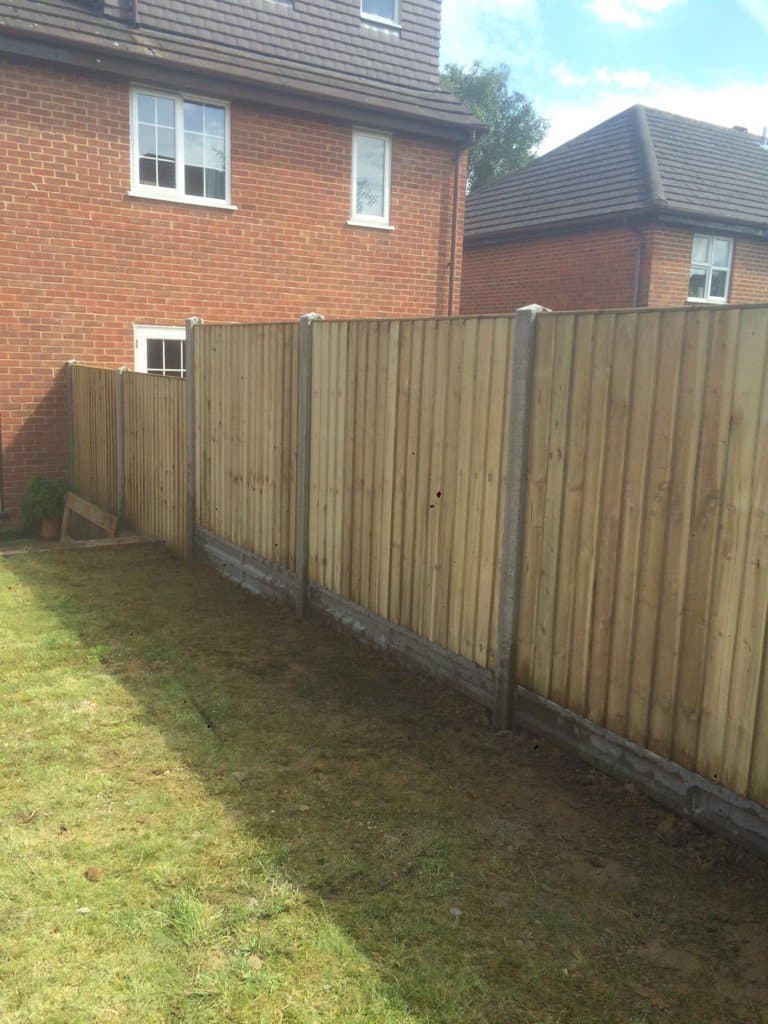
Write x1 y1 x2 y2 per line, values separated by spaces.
0 0 481 135
465 105 768 241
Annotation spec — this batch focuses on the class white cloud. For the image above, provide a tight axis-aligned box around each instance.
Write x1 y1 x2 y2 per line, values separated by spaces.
440 0 539 67
587 0 683 29
737 0 768 32
540 80 768 153
551 64 651 89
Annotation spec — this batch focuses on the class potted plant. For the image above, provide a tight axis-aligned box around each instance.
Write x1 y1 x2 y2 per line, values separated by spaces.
21 476 67 540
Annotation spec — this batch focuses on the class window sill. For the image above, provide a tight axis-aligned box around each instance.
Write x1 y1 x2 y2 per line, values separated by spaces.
347 219 395 231
126 190 237 211
686 296 727 305
361 14 402 31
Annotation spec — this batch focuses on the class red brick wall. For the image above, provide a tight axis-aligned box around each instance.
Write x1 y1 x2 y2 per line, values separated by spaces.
0 57 466 513
644 225 768 306
461 225 643 314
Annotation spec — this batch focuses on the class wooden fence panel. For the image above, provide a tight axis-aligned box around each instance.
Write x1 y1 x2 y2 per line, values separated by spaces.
309 316 515 670
70 365 118 513
195 323 299 571
123 371 188 557
517 305 768 804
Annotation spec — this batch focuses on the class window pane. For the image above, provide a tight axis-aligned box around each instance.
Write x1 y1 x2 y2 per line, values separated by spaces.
137 92 156 124
157 159 176 188
156 126 175 160
147 339 164 371
710 269 728 299
205 168 226 199
184 132 204 166
185 164 205 196
138 124 157 158
691 235 710 265
205 135 226 172
355 135 386 218
139 156 157 186
362 0 396 19
688 271 707 299
712 238 732 268
184 102 205 133
205 105 225 137
164 340 182 371
156 97 175 128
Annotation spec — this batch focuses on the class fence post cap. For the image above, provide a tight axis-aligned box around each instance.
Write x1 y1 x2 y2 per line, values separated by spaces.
300 312 325 322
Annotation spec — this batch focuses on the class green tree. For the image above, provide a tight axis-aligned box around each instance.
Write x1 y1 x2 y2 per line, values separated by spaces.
441 62 547 192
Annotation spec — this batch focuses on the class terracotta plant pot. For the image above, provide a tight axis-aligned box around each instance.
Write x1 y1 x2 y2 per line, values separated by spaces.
40 517 60 541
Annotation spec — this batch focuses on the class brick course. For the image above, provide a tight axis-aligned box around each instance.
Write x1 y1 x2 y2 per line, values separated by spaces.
0 57 466 512
461 225 643 315
462 221 768 317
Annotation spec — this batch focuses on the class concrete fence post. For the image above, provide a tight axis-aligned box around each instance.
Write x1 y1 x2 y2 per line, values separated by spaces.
493 304 549 731
185 316 203 560
295 312 325 619
115 366 126 521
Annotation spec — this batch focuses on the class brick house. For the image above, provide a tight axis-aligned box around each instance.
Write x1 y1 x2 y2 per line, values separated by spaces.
461 105 768 315
0 0 478 515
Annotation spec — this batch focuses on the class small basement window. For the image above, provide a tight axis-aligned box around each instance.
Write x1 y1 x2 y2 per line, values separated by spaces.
688 234 733 303
361 0 400 27
349 130 392 229
130 88 231 207
134 326 187 378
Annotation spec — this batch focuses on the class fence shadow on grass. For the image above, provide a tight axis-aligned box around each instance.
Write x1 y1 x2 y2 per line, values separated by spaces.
6 545 768 1024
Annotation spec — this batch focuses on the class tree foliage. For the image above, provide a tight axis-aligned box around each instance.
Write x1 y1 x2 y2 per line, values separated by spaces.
441 62 548 192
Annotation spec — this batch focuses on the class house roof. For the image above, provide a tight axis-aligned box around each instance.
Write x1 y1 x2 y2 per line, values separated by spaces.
0 0 481 138
465 105 768 242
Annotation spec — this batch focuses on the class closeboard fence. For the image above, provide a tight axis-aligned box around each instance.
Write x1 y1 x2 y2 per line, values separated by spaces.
69 302 768 851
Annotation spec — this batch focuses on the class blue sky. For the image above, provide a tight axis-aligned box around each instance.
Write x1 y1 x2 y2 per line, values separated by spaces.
440 0 768 152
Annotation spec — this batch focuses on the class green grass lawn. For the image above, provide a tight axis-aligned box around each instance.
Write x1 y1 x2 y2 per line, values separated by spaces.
1 545 766 1024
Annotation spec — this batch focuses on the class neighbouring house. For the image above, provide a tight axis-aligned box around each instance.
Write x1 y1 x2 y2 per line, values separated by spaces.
0 0 479 515
461 104 768 316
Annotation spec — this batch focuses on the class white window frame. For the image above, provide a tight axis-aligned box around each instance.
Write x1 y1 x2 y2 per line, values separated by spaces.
348 129 393 230
687 234 733 304
129 86 235 209
134 325 187 376
360 0 400 29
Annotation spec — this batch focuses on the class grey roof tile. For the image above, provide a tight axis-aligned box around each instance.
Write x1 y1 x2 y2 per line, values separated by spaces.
0 0 480 132
465 104 768 240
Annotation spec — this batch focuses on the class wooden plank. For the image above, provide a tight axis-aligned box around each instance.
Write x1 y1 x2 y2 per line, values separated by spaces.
605 311 660 738
626 310 686 746
722 335 768 795
532 313 575 698
567 312 614 716
61 491 118 540
295 315 315 618
586 312 636 726
515 314 557 687
697 307 767 787
550 313 593 708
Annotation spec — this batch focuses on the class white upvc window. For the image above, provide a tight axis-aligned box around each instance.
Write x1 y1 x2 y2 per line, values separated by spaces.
360 0 400 28
688 234 733 303
134 326 187 378
349 130 392 229
129 87 232 208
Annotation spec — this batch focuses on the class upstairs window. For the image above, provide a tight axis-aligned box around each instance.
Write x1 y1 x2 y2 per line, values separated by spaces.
688 235 732 303
361 0 399 27
130 88 231 207
350 130 392 228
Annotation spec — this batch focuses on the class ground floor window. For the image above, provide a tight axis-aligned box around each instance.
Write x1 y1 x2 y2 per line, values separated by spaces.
134 326 187 377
